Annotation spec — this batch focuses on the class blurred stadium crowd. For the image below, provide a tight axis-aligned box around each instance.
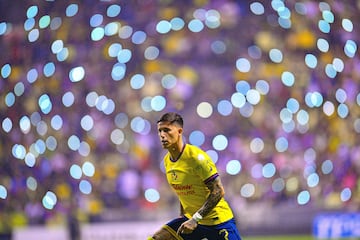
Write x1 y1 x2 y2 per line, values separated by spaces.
0 0 359 237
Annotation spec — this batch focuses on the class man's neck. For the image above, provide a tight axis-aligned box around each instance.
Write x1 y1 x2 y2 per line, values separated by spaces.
169 141 185 161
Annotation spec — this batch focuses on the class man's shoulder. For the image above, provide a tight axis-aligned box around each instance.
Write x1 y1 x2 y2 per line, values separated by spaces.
184 144 209 161
185 144 205 154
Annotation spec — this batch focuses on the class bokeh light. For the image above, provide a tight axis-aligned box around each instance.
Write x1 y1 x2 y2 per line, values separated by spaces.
241 183 255 198
189 130 205 146
79 180 92 194
226 160 241 175
212 135 228 151
0 185 8 199
42 191 57 210
297 191 310 205
144 188 160 203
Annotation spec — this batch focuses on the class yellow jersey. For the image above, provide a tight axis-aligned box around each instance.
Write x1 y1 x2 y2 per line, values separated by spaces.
163 144 234 225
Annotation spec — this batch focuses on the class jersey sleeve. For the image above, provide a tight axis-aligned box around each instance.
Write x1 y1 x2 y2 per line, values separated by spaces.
193 150 218 182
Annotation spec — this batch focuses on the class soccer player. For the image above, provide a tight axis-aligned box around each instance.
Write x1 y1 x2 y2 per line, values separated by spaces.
148 112 242 240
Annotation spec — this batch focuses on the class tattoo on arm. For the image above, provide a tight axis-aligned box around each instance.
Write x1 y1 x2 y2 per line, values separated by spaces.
198 177 225 217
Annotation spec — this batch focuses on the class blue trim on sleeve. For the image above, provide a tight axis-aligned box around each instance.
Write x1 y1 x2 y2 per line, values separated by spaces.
204 173 219 184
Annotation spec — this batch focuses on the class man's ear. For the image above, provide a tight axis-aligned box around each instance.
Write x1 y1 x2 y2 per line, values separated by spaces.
178 127 183 135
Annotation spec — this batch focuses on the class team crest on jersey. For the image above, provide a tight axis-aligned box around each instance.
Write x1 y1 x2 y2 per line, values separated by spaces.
171 169 178 181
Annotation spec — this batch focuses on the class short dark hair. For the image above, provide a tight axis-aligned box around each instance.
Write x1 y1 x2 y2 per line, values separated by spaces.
157 112 183 127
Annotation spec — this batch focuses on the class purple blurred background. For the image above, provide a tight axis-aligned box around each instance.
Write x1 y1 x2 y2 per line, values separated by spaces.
0 0 359 238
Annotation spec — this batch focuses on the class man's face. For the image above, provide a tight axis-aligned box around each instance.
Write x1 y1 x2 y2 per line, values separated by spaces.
157 121 182 149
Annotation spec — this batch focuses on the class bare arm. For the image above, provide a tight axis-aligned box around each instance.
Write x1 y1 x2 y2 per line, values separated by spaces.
197 176 225 218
